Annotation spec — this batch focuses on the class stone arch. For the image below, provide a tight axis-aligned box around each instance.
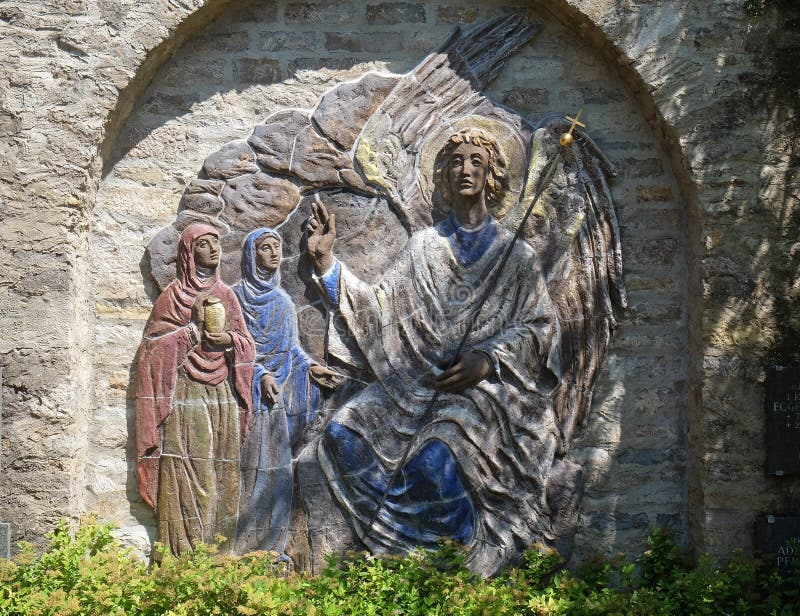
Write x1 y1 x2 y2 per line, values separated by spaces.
88 0 704 562
99 0 246 174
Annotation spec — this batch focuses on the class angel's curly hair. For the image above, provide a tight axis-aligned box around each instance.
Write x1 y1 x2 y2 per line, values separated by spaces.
432 128 509 212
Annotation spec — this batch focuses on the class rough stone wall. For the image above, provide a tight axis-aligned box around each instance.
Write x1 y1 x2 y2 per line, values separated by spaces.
1 0 798 564
559 0 800 557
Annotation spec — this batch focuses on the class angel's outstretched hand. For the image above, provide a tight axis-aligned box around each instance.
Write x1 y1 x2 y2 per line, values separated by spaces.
307 201 336 274
309 364 344 389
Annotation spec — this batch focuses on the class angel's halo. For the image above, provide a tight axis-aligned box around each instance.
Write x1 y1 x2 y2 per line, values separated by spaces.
416 115 526 219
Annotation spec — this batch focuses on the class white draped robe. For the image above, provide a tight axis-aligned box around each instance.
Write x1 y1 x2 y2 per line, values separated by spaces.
317 215 562 574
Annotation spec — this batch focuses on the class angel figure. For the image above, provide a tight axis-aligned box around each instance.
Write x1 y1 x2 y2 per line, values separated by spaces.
135 223 255 556
233 227 341 555
306 128 564 575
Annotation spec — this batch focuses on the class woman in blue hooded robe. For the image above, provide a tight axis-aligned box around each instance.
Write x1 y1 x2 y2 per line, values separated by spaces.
234 227 339 555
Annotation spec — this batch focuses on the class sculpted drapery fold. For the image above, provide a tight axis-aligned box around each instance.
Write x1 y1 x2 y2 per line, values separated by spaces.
317 213 563 574
135 13 625 573
233 227 327 555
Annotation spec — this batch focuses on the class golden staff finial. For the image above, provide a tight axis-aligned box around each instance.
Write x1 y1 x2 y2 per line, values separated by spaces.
559 108 585 147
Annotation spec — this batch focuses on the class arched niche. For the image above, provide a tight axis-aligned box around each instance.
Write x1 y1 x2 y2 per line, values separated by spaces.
88 0 695 565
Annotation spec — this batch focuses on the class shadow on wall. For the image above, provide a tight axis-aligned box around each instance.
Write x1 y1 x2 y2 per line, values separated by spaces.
686 0 800 553
124 348 156 548
549 0 800 558
103 0 430 177
106 0 444 554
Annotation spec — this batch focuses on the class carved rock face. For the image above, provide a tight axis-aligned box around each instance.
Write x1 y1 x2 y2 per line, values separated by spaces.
313 73 399 150
146 71 403 293
181 179 225 215
278 189 409 356
219 173 300 230
202 141 260 180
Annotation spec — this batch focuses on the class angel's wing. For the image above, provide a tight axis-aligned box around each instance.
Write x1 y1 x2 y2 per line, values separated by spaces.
508 118 627 452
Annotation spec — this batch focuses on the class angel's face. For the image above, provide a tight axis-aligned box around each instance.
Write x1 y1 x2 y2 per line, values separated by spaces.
447 143 489 199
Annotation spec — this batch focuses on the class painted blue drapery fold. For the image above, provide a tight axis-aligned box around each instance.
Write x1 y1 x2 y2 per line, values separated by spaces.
234 227 322 555
437 211 499 267
323 422 474 548
234 228 321 441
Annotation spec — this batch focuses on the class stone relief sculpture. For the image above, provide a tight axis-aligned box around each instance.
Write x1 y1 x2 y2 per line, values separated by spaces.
139 13 626 575
136 224 255 556
233 228 340 556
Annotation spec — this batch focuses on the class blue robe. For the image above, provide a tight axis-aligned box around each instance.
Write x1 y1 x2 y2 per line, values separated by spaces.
234 228 322 554
319 213 504 549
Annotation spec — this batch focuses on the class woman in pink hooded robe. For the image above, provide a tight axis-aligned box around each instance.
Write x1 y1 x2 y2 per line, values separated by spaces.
136 223 254 555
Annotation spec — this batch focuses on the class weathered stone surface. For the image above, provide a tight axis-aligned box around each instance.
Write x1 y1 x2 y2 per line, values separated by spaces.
2 0 797 576
292 443 354 573
201 141 259 180
290 124 370 190
365 2 426 25
179 179 225 215
233 57 281 84
312 73 399 150
186 30 250 53
277 189 409 356
248 110 372 192
183 19 622 574
0 524 9 560
624 238 681 270
219 172 301 230
136 225 255 557
162 58 226 87
502 87 550 108
437 6 479 24
324 32 403 53
248 110 308 173
285 1 354 24
637 185 674 202
618 157 665 178
351 15 539 231
260 31 318 53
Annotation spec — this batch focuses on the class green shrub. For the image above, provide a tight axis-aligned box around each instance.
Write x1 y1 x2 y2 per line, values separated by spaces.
1 519 799 615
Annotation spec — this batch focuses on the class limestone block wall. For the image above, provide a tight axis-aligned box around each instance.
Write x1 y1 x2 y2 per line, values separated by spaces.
0 0 798 565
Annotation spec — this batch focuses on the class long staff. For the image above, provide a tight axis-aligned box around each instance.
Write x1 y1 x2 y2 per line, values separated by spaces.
362 111 585 542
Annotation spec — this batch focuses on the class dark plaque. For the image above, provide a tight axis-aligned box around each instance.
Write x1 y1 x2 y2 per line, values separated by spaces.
756 515 800 575
766 366 800 475
0 523 9 559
